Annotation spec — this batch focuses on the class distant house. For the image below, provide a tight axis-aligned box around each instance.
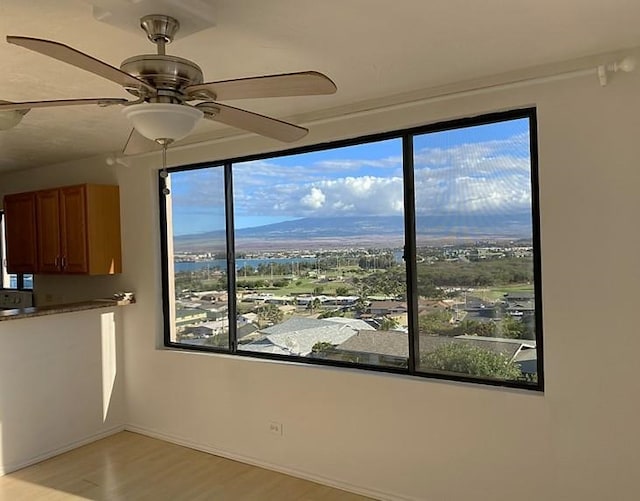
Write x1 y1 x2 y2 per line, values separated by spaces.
512 348 537 376
417 299 450 315
175 308 207 329
333 331 536 373
241 293 275 303
469 248 505 261
265 296 294 305
369 301 408 316
198 291 228 302
238 312 258 326
322 317 373 330
503 292 535 301
237 323 259 339
503 292 535 318
336 330 409 367
295 295 358 307
324 296 359 306
451 335 535 360
241 316 366 356
462 300 497 322
184 318 230 337
199 303 228 320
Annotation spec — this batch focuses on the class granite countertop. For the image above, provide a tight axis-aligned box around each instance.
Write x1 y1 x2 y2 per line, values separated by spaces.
0 298 133 322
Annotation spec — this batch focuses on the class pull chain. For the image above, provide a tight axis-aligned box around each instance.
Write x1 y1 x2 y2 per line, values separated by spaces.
158 138 173 195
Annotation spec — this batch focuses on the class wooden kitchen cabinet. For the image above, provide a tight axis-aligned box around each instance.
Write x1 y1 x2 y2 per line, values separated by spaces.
4 184 122 275
35 188 63 273
3 192 38 273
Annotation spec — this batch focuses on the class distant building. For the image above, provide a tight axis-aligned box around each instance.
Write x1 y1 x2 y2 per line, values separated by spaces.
183 318 229 337
175 308 207 329
199 303 228 320
238 312 258 326
198 291 228 302
336 330 408 367
503 292 535 318
369 301 407 316
241 316 366 356
333 331 536 373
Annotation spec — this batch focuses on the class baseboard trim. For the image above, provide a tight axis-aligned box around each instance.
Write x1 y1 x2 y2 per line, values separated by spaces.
0 425 125 476
125 424 419 501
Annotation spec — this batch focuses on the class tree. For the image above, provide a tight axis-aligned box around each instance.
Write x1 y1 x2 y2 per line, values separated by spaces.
356 267 406 299
318 309 344 319
311 341 335 353
307 297 322 314
458 319 496 337
378 316 399 330
313 285 324 296
421 342 522 380
256 304 283 326
335 286 350 296
353 297 368 314
417 275 440 298
418 310 453 335
499 315 527 339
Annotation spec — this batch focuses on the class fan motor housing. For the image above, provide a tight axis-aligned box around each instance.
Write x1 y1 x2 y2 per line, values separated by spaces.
120 54 203 99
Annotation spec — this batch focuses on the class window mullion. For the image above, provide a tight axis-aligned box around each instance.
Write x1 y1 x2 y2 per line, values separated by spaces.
402 134 419 374
225 162 238 353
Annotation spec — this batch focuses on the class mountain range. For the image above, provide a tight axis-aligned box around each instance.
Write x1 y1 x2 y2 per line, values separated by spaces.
174 214 533 252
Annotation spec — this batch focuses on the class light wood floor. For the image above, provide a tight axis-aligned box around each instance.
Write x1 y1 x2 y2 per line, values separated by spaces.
0 431 375 500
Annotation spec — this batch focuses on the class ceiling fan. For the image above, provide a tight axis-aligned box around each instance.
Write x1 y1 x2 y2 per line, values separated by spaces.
0 14 337 151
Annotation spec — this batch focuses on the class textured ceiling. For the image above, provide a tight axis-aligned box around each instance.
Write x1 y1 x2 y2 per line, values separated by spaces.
1 0 640 172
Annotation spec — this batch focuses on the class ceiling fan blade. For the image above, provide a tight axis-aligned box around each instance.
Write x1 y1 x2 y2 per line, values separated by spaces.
197 102 308 142
0 98 128 112
7 36 157 96
186 71 337 101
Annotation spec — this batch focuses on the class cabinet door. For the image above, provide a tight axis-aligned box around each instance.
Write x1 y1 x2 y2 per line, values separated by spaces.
60 186 88 273
85 185 122 275
35 189 62 273
3 192 38 273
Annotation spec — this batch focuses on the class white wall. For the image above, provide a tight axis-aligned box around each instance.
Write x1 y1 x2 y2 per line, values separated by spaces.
2 69 640 500
0 307 126 474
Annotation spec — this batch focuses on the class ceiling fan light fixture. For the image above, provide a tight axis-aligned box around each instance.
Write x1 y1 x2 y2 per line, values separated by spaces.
121 102 203 142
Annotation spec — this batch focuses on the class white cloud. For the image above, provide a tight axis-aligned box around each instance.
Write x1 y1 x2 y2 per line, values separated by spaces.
172 130 533 220
315 156 402 170
411 135 532 215
312 176 404 216
235 174 404 217
301 187 326 209
332 201 355 211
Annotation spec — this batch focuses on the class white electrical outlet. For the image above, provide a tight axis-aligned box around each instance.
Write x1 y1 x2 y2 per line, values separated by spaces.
269 421 283 436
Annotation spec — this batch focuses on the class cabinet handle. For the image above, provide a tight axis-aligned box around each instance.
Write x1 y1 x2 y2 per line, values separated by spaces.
61 256 67 270
55 256 60 269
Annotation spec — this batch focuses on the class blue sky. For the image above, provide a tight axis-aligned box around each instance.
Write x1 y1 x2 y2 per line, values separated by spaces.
169 118 531 235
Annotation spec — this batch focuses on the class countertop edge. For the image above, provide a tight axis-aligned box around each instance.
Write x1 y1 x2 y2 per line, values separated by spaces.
0 299 134 322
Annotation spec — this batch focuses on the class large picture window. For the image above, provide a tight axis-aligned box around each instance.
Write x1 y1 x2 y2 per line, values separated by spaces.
160 108 543 390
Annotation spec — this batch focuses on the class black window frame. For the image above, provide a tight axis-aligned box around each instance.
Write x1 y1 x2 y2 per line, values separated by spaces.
159 107 544 392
